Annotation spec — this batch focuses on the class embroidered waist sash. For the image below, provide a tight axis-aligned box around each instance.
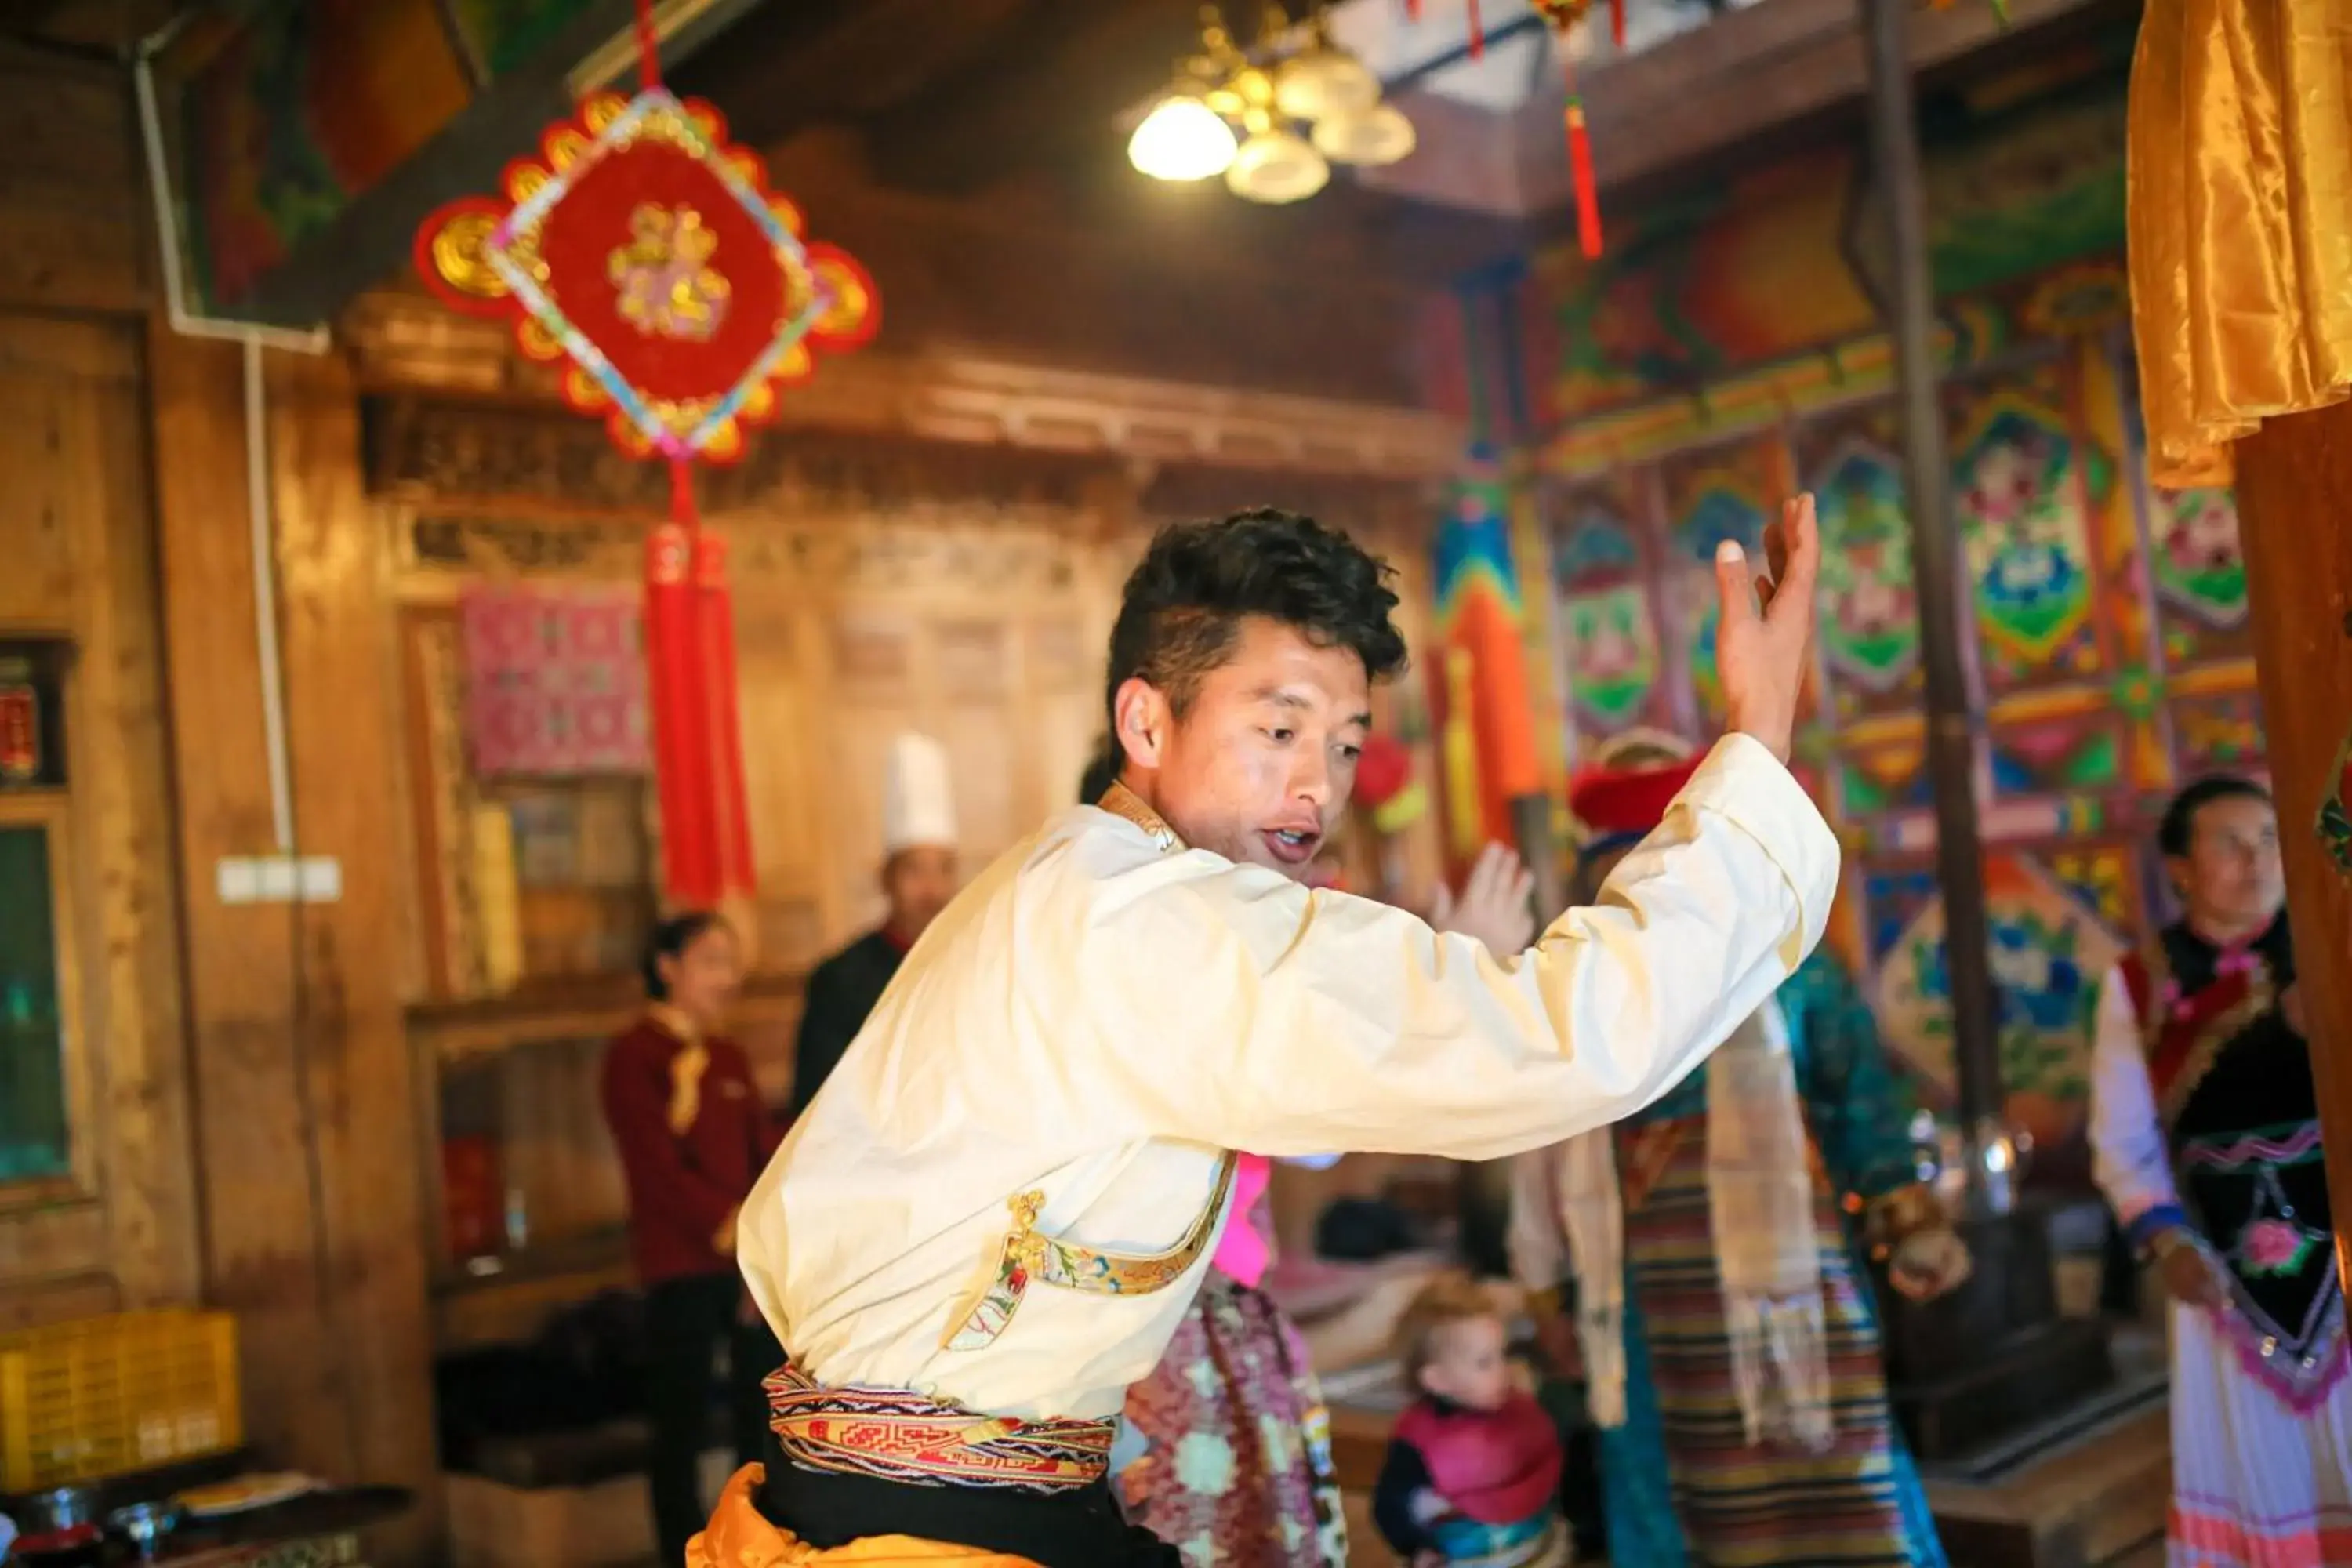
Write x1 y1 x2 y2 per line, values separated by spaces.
764 1364 1116 1495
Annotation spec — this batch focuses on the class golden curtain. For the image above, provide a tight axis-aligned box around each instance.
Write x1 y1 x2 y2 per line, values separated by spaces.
2128 0 2352 488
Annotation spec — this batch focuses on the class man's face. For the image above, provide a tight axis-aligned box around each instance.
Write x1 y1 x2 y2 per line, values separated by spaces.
1117 617 1370 880
2171 793 2283 934
883 845 959 941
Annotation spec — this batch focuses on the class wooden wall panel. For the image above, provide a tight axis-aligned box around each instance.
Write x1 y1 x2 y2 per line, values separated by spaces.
152 334 437 1563
0 314 198 1322
0 45 148 317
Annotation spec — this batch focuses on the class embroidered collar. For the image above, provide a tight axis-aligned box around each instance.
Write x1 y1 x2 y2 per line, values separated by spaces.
646 1002 703 1045
1098 781 1184 855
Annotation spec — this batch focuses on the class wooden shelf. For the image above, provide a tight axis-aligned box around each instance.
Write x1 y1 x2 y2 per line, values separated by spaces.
408 969 805 1068
431 1229 634 1354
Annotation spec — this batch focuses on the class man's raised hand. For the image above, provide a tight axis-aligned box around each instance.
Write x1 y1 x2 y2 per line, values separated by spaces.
1714 492 1821 764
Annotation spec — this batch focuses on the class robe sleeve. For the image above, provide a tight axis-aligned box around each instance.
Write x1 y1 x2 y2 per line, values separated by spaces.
1065 733 1839 1161
1789 953 1922 1203
2087 964 2188 1250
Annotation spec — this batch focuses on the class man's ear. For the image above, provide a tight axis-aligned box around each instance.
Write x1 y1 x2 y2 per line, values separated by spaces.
1113 677 1171 771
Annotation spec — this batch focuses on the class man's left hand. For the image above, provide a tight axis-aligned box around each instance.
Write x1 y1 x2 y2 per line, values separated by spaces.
1888 1225 1972 1302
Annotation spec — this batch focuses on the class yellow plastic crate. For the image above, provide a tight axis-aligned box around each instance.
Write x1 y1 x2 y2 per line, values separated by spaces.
0 1308 242 1491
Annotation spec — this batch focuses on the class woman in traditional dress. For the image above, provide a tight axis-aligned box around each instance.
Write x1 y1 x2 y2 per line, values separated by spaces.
1077 741 1351 1566
1512 732 1965 1568
2089 775 2350 1567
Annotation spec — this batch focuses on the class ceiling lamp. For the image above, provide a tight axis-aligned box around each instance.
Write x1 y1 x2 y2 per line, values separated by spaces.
1129 2 1412 205
1229 114 1330 203
1128 92 1239 181
1273 13 1380 122
1311 101 1417 168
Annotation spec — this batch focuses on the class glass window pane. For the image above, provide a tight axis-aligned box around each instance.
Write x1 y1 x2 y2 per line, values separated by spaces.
0 821 68 1183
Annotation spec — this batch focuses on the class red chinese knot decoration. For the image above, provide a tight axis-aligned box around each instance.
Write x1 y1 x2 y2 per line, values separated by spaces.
414 17 878 915
415 88 876 463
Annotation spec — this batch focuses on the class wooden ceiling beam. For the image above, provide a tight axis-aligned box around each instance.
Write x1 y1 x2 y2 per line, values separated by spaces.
669 0 1038 151
860 0 1211 197
1513 0 2123 213
1360 0 2125 220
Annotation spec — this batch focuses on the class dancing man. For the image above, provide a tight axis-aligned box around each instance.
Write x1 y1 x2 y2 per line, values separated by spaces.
694 498 1835 1566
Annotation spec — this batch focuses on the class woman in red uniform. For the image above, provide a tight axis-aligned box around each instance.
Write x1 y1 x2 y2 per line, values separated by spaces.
602 911 782 1567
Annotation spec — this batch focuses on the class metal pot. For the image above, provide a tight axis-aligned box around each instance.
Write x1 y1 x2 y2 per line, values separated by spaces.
5 1484 101 1562
107 1501 181 1563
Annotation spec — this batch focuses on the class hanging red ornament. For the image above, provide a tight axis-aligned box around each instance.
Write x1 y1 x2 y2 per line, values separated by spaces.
1610 0 1625 48
414 89 877 464
1465 0 1484 59
1530 0 1605 258
414 15 878 913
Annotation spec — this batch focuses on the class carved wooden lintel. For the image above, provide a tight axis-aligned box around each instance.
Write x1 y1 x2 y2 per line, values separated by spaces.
343 288 1459 488
366 394 1117 517
394 508 1087 601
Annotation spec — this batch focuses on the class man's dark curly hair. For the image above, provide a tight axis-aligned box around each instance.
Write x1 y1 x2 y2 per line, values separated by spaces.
1103 507 1407 732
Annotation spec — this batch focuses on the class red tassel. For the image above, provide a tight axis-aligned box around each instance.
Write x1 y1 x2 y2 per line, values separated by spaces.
1610 0 1625 47
1466 0 1483 58
644 516 719 909
691 529 756 902
1404 0 1421 16
1566 95 1603 259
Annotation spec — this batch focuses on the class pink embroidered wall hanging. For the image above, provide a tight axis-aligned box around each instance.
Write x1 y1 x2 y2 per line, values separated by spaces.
461 586 651 777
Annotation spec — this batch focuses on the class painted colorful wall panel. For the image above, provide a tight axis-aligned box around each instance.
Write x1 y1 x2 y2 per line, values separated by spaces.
1868 848 2132 1187
1987 711 2126 800
1798 407 1921 722
1548 482 1676 750
2147 485 2252 668
1657 438 1777 728
2169 689 2266 777
169 0 604 312
1948 365 2112 696
1530 38 2132 428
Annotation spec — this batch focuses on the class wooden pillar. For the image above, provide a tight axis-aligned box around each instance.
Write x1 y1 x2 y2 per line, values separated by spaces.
1859 0 2005 1175
150 331 438 1561
2232 399 2352 1274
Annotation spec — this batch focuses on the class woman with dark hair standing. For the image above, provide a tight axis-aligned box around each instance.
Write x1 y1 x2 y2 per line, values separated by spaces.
602 911 782 1567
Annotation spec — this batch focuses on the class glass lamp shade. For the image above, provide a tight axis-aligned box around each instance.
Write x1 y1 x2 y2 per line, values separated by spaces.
1127 95 1239 182
1273 46 1381 123
1225 128 1330 204
1311 102 1417 167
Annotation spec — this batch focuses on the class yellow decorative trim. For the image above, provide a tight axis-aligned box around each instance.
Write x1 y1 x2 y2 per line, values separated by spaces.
1098 781 1184 854
942 1153 1238 1351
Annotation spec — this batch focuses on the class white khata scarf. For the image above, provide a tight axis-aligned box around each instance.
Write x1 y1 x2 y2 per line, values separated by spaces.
1558 999 1832 1451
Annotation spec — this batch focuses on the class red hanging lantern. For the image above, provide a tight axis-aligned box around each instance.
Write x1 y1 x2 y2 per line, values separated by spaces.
1530 0 1617 260
415 11 877 913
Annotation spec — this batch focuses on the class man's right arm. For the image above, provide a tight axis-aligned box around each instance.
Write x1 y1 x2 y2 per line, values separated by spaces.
1069 732 1838 1162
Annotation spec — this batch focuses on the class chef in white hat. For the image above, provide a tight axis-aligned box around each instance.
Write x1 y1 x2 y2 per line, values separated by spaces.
787 732 959 1122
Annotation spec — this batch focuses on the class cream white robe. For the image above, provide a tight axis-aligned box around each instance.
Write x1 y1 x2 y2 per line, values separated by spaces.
741 732 1838 1422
